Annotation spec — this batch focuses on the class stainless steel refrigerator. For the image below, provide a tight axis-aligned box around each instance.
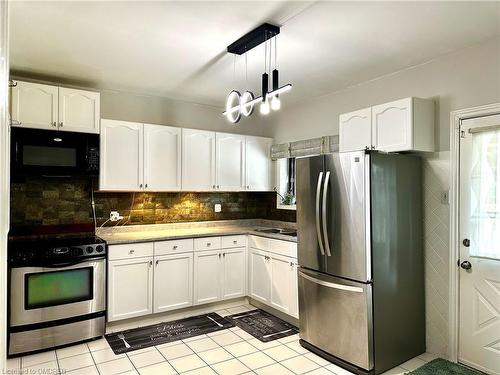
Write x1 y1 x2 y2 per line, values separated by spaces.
296 151 425 375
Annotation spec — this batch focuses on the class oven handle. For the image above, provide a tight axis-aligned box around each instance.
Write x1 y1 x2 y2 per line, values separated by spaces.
32 257 105 268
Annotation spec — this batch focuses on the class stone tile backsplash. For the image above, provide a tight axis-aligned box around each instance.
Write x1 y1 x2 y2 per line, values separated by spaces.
10 177 295 230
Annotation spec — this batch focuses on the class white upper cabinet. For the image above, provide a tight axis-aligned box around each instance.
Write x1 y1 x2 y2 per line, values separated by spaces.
245 136 272 191
216 133 246 191
144 124 182 191
339 107 372 152
100 119 143 191
182 128 216 191
10 80 100 133
10 81 58 130
339 97 434 153
372 97 434 152
58 87 100 133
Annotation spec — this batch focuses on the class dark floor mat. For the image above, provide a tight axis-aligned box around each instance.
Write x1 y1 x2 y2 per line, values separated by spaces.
225 309 298 342
105 312 233 354
409 359 487 375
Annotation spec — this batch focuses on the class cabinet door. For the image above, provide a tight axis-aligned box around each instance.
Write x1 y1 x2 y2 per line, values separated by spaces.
372 98 412 152
245 136 272 191
58 87 100 133
100 119 143 190
182 129 216 190
249 249 271 303
270 254 292 314
216 133 245 191
108 257 153 321
339 107 372 152
289 261 299 318
193 250 221 305
154 253 193 313
10 81 58 130
144 124 181 191
222 247 247 299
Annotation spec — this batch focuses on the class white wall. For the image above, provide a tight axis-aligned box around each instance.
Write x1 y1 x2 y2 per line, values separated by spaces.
269 37 500 152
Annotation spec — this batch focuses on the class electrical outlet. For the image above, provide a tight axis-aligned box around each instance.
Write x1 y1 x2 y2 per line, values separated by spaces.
441 190 449 205
110 211 123 221
214 204 222 213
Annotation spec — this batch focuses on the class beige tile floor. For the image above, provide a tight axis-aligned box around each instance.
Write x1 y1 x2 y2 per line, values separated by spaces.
4 304 437 375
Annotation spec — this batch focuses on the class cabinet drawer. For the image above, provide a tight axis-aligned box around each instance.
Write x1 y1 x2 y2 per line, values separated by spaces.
194 236 221 251
155 239 194 255
221 235 247 249
269 238 297 258
108 242 154 261
248 235 270 251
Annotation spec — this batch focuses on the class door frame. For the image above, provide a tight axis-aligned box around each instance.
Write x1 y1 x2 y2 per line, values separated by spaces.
449 102 500 362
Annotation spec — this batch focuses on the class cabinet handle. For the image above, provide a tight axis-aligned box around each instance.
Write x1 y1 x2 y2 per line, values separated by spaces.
155 260 159 266
223 253 225 257
139 184 143 188
207 243 211 247
149 260 152 267
218 253 221 258
129 250 135 254
247 185 250 189
217 185 220 189
173 245 178 250
145 183 148 188
52 121 57 127
59 122 63 127
290 261 294 267
233 240 237 244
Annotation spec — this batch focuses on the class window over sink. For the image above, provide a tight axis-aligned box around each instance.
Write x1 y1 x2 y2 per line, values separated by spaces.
275 157 296 210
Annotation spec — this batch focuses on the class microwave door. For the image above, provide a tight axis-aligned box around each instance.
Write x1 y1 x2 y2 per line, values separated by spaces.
296 155 327 273
324 152 370 282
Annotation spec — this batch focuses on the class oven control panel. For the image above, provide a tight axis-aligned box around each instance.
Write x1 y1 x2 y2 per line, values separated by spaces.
8 237 107 267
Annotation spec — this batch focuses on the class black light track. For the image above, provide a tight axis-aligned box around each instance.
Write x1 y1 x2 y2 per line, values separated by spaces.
227 23 280 55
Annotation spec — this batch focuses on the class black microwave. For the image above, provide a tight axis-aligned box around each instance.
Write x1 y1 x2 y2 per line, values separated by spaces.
11 127 99 178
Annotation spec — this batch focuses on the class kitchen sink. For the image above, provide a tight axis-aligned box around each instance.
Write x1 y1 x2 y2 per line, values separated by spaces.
255 228 297 237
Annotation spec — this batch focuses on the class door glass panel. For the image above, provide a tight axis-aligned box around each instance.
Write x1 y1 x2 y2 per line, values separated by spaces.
470 130 500 259
25 267 93 309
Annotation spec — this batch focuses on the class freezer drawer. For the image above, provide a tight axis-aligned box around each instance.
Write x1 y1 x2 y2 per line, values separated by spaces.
298 268 373 371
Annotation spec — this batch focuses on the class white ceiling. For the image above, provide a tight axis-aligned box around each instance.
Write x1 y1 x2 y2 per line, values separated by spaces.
9 1 500 107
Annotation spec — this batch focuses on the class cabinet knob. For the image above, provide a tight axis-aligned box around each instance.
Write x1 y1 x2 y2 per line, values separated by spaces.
139 184 143 188
145 184 148 188
212 185 216 189
149 260 153 267
233 240 237 244
129 250 135 254
207 243 211 247
218 253 221 258
59 122 63 127
52 121 57 127
155 260 159 266
217 185 220 189
223 253 225 257
173 245 178 250
247 185 250 189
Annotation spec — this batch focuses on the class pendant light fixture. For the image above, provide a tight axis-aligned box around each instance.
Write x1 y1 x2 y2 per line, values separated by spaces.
223 23 292 123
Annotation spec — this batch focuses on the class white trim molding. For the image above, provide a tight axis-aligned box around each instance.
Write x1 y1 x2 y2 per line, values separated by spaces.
448 102 500 363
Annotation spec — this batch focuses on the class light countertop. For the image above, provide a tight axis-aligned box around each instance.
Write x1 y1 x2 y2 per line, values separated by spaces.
97 219 297 245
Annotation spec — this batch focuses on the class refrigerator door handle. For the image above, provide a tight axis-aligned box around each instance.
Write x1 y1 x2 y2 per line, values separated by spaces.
298 270 364 293
316 171 325 255
322 171 332 256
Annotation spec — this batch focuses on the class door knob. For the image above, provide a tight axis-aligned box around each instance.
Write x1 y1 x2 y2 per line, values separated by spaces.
460 261 472 270
463 239 470 247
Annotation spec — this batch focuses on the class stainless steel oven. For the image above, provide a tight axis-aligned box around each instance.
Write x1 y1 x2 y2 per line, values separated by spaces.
8 236 106 356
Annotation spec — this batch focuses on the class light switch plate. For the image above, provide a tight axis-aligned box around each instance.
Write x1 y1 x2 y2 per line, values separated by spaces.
441 190 449 205
214 204 222 213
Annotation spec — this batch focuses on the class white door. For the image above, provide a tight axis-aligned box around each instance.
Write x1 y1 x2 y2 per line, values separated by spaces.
245 136 272 191
193 250 221 305
222 247 246 299
270 254 291 314
372 97 412 152
459 114 500 375
182 128 216 191
100 119 143 191
10 81 58 130
58 87 100 133
339 107 372 152
108 257 153 321
144 124 182 191
216 133 246 191
154 253 193 313
289 260 299 318
249 249 271 303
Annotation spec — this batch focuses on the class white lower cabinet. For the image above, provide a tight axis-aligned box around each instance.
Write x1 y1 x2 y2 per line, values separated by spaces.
154 253 193 313
249 249 271 303
194 250 221 305
108 257 154 322
249 247 299 319
107 235 296 322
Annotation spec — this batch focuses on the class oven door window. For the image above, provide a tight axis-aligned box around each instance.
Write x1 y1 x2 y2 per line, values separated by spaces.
24 267 94 310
